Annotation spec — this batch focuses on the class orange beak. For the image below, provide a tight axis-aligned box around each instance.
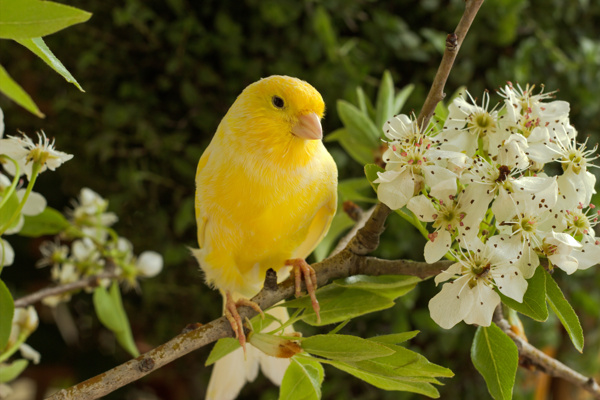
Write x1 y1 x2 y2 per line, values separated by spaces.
291 112 323 140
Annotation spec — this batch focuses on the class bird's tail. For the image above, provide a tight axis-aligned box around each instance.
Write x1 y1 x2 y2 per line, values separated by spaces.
206 301 293 400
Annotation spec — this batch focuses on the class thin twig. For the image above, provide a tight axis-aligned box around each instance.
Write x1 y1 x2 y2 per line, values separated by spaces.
494 307 600 399
417 0 485 128
14 271 120 308
330 205 375 256
46 2 486 398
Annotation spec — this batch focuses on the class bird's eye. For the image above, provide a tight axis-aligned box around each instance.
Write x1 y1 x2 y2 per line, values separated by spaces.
272 95 285 109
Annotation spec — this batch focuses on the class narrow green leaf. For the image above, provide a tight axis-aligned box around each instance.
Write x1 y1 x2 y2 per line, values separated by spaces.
337 100 381 147
329 360 441 398
364 164 384 191
0 0 92 39
0 280 15 351
545 271 584 352
19 207 70 237
325 128 374 165
93 283 139 357
279 357 324 400
15 37 84 91
302 334 394 362
108 282 139 357
312 6 338 62
500 266 548 321
393 84 415 115
370 331 420 345
375 70 394 130
0 359 28 383
335 275 419 300
93 285 123 332
281 285 395 326
337 177 376 204
205 338 240 366
471 323 518 400
0 65 44 117
355 86 369 116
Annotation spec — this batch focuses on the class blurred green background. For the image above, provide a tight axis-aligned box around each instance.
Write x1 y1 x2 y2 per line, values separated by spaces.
1 0 599 399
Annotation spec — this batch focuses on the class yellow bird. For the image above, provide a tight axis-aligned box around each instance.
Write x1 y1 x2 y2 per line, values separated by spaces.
193 75 338 399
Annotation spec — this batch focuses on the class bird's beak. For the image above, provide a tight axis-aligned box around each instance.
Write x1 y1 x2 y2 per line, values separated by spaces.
291 112 323 140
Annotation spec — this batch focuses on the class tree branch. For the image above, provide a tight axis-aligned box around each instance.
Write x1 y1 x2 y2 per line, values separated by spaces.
417 0 485 128
494 308 600 399
14 271 120 308
46 1 486 398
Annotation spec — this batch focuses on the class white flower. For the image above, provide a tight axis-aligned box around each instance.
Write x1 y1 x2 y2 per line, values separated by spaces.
1 131 73 179
439 90 500 157
36 240 69 269
573 234 600 270
376 114 461 210
2 189 47 235
542 232 581 274
70 188 118 241
554 136 598 207
429 236 527 329
1 238 15 267
0 106 4 138
136 251 163 277
12 306 39 335
407 193 473 263
19 343 41 364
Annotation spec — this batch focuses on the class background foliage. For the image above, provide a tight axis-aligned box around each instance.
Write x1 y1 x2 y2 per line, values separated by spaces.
1 0 599 398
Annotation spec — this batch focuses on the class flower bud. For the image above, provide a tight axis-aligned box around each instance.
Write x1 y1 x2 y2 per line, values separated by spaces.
136 251 163 278
248 331 302 359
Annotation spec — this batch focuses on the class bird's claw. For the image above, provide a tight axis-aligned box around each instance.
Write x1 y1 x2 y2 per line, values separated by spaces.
224 292 264 355
285 258 320 323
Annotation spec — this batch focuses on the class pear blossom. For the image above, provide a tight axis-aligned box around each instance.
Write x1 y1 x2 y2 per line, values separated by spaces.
36 240 69 269
69 188 118 241
375 114 461 210
554 135 598 207
0 131 73 179
136 251 163 278
1 238 15 267
438 90 500 157
429 236 527 329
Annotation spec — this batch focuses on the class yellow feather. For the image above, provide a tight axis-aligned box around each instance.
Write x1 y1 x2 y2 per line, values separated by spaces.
194 76 338 297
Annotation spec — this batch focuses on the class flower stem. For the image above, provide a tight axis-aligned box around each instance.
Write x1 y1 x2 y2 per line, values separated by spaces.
0 162 41 235
0 332 28 364
0 155 20 210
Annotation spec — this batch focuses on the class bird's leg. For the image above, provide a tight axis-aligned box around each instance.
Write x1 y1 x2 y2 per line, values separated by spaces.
284 259 321 323
224 291 264 354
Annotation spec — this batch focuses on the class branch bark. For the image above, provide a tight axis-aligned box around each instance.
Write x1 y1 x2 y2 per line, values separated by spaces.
46 1 488 398
494 308 600 399
14 271 120 308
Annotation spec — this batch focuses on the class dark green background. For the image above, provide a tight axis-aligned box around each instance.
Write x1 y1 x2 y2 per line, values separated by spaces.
2 0 599 399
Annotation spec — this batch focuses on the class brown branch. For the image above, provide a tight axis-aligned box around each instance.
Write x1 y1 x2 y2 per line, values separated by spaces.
417 0 485 128
46 2 485 399
14 271 121 308
494 308 600 399
45 254 450 400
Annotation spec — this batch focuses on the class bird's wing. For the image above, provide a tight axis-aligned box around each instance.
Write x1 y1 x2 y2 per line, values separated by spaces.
292 190 337 260
195 146 211 248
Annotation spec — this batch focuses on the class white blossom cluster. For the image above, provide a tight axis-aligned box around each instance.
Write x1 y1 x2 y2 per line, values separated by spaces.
375 83 599 329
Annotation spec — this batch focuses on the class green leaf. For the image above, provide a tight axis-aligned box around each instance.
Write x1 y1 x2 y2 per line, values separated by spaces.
0 64 44 117
364 164 384 191
375 70 394 130
545 271 584 352
19 207 70 237
393 84 415 115
500 266 548 321
335 275 420 299
302 334 394 362
329 360 441 398
279 357 324 400
355 86 374 118
325 128 374 166
205 338 240 366
0 0 92 39
471 323 518 400
337 177 376 204
15 37 84 91
93 283 140 357
312 210 353 262
312 6 338 62
281 285 395 326
370 331 420 345
0 280 15 351
337 100 381 148
0 359 28 383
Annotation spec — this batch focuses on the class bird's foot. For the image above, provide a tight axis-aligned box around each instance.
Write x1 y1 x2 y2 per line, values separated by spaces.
285 258 321 323
224 292 264 354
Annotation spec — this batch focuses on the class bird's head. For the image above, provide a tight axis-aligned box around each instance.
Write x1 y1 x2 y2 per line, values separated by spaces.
226 76 325 156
